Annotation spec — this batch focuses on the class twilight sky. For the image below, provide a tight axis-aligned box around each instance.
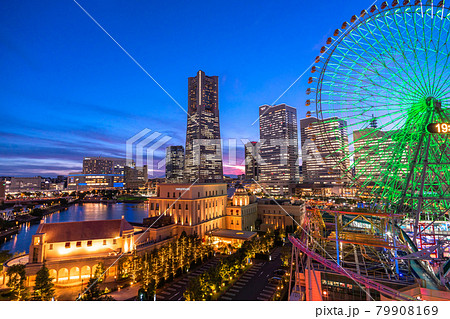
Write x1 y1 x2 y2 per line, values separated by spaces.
0 0 373 177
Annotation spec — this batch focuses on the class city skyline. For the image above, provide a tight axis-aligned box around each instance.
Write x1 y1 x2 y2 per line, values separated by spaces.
1 0 450 305
1 0 368 177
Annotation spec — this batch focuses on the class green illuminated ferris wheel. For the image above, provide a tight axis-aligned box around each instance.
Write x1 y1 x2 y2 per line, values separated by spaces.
306 1 450 241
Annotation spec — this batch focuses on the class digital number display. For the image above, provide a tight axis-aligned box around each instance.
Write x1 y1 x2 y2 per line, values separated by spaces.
427 122 450 134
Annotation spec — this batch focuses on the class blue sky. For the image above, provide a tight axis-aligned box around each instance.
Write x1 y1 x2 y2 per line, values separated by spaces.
0 0 373 177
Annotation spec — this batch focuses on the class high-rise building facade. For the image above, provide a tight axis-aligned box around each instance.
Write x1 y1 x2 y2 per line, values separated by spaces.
184 70 223 183
124 165 148 189
353 129 396 182
245 141 260 181
165 146 185 183
259 104 299 195
82 157 127 175
300 116 350 183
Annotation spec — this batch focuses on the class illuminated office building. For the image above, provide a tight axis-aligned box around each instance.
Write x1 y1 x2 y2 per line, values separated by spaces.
300 116 350 184
259 104 299 195
124 165 148 189
244 141 260 181
184 70 223 183
165 146 185 183
67 173 124 190
353 129 396 182
82 157 127 175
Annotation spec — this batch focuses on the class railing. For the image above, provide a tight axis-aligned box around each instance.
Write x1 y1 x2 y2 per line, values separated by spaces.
289 236 417 301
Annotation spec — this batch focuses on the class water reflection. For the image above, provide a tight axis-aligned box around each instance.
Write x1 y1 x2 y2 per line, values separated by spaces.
0 203 148 254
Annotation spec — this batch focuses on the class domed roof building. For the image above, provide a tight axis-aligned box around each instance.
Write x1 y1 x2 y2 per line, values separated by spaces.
226 184 258 231
232 184 250 206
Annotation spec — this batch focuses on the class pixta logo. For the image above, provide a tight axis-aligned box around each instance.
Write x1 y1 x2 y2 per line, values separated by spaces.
126 129 172 177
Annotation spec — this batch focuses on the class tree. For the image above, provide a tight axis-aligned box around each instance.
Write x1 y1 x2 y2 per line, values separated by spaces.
93 262 106 282
33 263 55 301
79 278 101 300
138 278 156 301
184 277 204 301
7 264 27 300
0 250 12 271
79 277 115 301
118 257 131 279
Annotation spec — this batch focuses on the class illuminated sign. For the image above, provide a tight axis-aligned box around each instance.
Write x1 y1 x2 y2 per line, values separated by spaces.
427 122 450 134
175 188 190 191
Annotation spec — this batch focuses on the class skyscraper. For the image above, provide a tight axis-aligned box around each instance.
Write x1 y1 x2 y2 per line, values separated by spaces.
165 146 185 183
245 141 260 181
184 70 223 183
259 104 299 195
300 116 350 183
353 129 396 182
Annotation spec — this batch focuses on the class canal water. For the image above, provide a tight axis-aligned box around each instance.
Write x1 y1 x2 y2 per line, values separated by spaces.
0 203 149 254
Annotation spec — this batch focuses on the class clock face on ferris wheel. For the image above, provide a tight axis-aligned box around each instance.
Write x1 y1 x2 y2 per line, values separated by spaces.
427 122 450 133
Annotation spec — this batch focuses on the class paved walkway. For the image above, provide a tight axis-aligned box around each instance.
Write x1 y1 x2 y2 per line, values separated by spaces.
107 284 140 301
219 263 263 301
219 247 283 301
156 257 221 301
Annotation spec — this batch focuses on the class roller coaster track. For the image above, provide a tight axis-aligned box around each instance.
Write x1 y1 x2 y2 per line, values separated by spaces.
289 236 416 301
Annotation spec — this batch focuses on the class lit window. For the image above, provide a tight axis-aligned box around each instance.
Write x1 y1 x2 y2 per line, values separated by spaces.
87 241 92 247
113 239 117 245
76 241 81 248
103 240 107 245
65 242 70 248
49 244 53 250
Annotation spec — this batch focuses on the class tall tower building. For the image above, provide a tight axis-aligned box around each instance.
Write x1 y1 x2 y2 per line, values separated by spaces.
245 141 260 181
165 146 185 183
259 104 299 195
300 116 350 183
184 70 223 183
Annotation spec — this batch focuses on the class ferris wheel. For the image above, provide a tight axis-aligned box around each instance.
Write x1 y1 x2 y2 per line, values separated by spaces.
306 1 450 240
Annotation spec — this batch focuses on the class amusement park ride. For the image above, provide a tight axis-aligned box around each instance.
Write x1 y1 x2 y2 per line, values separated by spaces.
289 0 450 301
